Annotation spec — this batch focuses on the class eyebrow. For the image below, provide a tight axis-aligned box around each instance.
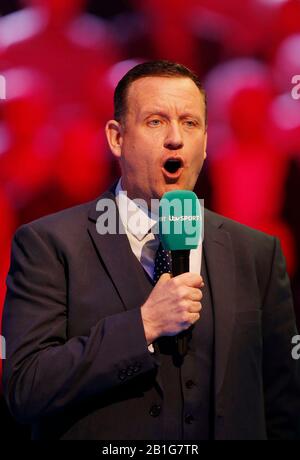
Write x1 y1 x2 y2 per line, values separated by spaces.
141 110 203 122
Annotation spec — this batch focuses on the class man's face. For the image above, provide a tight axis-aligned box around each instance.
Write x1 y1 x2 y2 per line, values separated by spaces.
106 76 207 205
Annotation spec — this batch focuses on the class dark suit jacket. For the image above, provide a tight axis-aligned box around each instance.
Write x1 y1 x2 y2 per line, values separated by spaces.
2 188 300 440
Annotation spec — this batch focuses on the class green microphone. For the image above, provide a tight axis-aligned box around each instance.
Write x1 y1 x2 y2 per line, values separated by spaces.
159 190 202 357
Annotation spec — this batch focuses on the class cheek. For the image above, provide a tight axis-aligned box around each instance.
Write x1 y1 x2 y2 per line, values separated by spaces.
123 130 156 155
190 140 206 164
130 138 160 165
136 127 163 150
122 144 153 176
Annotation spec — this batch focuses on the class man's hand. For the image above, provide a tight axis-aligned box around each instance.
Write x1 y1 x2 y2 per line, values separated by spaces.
141 273 204 345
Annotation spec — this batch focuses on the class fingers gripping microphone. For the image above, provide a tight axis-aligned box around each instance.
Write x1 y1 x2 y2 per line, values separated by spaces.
159 190 202 357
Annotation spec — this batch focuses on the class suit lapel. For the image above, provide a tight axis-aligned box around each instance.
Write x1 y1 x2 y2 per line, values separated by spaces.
203 210 236 404
87 190 153 312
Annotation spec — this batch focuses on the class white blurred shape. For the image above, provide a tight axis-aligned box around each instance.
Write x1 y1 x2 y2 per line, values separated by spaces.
107 59 143 89
0 74 6 99
0 8 46 47
1 67 48 100
271 93 300 130
205 58 270 122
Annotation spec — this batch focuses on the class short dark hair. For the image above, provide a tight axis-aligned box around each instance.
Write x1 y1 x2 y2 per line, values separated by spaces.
114 60 207 125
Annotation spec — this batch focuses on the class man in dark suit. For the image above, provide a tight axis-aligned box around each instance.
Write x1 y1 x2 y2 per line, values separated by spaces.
2 61 300 440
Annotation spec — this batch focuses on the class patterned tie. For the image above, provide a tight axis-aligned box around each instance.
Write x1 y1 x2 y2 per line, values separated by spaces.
153 242 172 284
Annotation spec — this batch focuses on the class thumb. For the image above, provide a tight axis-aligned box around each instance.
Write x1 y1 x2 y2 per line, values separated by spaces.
157 273 172 284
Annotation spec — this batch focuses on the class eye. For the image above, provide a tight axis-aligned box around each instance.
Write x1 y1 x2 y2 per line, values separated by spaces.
148 119 162 127
183 120 197 128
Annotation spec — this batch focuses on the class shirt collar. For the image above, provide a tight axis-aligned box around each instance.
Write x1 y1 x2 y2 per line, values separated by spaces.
115 178 158 241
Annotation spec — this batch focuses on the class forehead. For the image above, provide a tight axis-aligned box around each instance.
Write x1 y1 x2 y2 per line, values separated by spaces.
126 76 205 115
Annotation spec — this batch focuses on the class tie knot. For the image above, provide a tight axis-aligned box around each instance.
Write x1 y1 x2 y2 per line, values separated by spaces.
153 242 172 284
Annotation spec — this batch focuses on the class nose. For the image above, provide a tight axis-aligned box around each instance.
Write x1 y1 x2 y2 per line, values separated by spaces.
163 122 184 150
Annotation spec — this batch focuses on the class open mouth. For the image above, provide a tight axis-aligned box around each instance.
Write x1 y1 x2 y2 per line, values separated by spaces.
162 157 184 179
164 158 183 174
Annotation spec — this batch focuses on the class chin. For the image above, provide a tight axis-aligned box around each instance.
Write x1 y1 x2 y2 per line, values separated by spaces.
158 183 178 196
155 179 193 200
164 181 193 192
165 183 182 191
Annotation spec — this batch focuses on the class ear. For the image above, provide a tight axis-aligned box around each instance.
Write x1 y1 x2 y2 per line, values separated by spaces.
105 120 124 159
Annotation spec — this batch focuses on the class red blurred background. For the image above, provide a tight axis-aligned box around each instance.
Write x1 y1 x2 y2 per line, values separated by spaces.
0 0 300 439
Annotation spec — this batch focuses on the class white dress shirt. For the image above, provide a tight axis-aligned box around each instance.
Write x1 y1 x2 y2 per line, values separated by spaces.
115 178 202 279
